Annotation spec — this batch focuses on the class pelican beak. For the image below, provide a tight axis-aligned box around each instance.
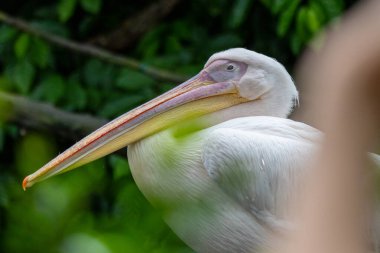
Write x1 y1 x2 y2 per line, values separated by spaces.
23 71 246 189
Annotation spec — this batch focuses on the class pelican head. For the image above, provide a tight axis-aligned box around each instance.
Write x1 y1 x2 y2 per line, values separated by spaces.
23 48 297 189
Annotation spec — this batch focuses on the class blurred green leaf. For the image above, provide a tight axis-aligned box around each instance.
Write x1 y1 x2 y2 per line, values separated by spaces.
146 54 182 69
83 59 104 87
207 33 242 53
137 25 165 59
0 75 14 92
30 38 51 68
164 35 182 54
15 132 57 175
80 0 102 14
58 0 77 22
172 21 191 40
14 34 30 58
0 25 17 44
229 0 252 28
65 76 87 110
116 69 155 91
296 7 308 38
86 88 103 111
317 0 343 19
93 64 117 89
33 74 65 104
309 1 326 23
306 7 320 33
277 0 300 37
271 0 293 14
34 181 72 220
6 60 35 94
109 156 130 180
99 95 145 118
61 233 111 253
290 32 302 54
57 0 77 22
291 6 308 54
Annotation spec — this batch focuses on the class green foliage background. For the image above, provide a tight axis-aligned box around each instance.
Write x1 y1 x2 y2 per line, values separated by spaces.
0 0 356 252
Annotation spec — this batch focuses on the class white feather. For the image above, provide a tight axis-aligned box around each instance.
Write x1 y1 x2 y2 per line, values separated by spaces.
128 116 321 253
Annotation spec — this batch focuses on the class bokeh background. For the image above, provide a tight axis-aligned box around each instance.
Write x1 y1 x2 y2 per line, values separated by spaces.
0 0 358 252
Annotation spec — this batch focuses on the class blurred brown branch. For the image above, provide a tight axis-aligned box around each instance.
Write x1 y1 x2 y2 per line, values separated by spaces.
0 10 188 83
89 0 180 50
0 91 108 144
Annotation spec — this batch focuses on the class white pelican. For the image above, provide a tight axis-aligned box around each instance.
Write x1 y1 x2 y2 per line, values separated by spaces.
23 48 322 253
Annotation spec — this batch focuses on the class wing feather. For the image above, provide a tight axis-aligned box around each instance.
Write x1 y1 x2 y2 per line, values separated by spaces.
201 117 319 229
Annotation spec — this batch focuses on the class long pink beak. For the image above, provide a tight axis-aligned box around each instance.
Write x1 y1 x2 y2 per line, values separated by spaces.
23 70 247 189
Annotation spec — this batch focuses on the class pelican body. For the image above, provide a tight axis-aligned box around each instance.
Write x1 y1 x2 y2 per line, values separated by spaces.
23 48 321 252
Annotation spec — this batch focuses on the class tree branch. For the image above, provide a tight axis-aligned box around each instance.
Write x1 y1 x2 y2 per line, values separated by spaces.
0 92 132 155
0 10 188 83
0 91 107 143
89 0 181 50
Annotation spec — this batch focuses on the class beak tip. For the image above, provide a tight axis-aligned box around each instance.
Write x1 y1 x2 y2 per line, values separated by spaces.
22 176 30 191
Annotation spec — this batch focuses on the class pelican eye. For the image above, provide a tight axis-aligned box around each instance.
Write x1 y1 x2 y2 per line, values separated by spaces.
226 64 236 71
